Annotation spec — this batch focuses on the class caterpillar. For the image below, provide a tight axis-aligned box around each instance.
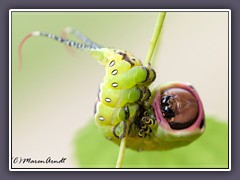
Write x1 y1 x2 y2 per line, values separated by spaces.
19 27 205 151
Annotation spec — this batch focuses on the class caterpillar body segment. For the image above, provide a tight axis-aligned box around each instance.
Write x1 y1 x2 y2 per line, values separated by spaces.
95 102 140 127
99 83 144 108
104 66 152 90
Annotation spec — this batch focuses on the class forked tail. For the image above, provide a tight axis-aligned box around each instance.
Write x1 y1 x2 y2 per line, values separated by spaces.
18 29 107 71
62 27 103 49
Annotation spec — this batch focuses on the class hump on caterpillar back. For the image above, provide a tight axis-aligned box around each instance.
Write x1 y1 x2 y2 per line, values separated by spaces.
90 48 124 66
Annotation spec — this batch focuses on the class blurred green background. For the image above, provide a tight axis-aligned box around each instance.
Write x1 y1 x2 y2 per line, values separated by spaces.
75 117 228 168
11 11 229 168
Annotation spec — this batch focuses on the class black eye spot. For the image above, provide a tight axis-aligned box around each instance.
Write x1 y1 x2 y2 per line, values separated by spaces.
162 105 175 119
109 60 115 67
161 95 171 104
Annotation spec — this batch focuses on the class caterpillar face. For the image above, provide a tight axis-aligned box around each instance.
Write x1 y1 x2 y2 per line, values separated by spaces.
161 88 199 129
121 82 205 151
153 82 205 132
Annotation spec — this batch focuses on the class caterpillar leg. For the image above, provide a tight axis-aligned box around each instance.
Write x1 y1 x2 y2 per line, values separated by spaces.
113 121 127 139
95 102 140 126
95 102 140 140
137 109 156 138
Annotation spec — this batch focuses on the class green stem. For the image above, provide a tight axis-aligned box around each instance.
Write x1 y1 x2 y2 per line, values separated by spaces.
116 125 129 168
115 12 167 168
144 12 166 66
116 136 127 168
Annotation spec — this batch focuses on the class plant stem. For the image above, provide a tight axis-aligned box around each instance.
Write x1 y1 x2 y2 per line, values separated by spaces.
116 135 127 168
116 123 129 168
115 12 167 168
144 12 166 66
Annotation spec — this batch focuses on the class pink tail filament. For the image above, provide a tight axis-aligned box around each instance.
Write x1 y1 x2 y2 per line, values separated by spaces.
18 33 34 71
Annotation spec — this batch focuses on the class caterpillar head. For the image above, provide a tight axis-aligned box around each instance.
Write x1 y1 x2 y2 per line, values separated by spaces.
151 82 205 147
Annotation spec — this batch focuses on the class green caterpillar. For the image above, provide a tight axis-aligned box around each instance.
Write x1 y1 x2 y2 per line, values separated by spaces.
93 49 156 140
19 27 205 151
